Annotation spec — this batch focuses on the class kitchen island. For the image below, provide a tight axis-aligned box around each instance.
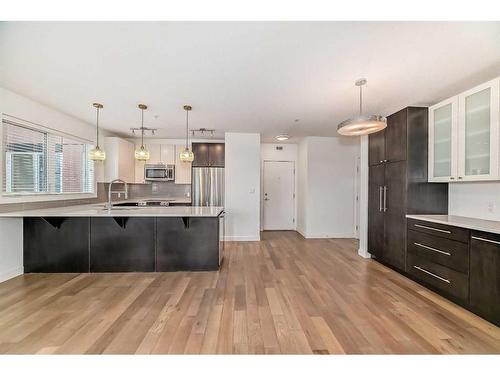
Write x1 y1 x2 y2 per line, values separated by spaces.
0 203 224 273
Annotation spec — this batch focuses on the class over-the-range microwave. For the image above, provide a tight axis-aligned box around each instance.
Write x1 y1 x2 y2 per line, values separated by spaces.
144 164 175 181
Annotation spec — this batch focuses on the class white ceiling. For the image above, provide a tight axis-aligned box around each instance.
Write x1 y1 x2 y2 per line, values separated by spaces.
1 21 499 142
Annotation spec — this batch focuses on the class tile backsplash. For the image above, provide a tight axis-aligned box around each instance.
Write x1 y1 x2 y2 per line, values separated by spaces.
0 182 191 213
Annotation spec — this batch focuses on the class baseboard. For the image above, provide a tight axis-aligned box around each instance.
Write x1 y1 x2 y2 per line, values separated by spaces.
301 232 356 239
224 235 261 242
0 266 23 283
357 249 372 259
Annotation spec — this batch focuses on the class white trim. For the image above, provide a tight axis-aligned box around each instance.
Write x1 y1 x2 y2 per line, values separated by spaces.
224 235 261 242
357 249 372 259
0 266 23 284
300 232 356 239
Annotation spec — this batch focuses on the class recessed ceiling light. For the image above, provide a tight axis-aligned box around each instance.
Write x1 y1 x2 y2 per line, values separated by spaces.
275 134 290 141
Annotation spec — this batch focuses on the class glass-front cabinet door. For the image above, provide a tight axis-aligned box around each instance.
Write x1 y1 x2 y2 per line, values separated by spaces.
429 97 458 182
458 78 499 181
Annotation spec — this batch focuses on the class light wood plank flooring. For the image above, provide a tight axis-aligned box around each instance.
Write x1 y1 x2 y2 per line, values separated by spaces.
0 231 499 354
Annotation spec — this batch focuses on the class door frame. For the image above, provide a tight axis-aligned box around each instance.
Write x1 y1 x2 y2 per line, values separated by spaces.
261 160 296 231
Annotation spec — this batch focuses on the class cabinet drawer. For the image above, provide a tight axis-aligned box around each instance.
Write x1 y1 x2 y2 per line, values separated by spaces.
407 218 469 243
407 253 469 302
407 230 469 273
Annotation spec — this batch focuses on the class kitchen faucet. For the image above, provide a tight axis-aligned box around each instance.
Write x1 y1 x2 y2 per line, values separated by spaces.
107 179 128 210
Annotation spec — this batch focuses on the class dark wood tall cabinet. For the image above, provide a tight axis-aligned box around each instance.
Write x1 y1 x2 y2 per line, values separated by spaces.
368 107 448 271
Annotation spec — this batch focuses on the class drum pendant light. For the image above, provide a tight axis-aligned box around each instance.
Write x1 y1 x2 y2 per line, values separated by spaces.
89 103 106 161
179 105 195 163
134 104 150 161
337 78 387 136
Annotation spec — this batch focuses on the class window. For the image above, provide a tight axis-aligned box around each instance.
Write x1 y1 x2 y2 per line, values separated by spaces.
2 119 95 197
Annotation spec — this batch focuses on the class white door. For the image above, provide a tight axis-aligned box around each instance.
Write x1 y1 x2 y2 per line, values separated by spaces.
263 161 295 230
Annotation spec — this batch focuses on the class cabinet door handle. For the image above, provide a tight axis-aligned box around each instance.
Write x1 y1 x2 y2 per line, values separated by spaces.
413 265 451 284
379 186 383 212
471 236 500 245
383 186 387 212
414 242 451 256
414 224 451 234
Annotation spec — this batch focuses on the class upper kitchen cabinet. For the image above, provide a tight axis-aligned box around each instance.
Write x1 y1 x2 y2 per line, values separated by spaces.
174 144 192 184
368 128 385 166
428 97 458 182
145 144 175 165
429 77 500 182
103 137 135 183
384 108 407 163
192 142 225 167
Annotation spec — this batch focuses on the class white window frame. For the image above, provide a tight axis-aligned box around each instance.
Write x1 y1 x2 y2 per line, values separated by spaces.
0 113 97 204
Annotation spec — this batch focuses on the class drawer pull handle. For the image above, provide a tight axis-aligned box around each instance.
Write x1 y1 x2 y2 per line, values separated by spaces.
471 236 500 245
414 224 451 234
414 242 451 256
413 265 451 284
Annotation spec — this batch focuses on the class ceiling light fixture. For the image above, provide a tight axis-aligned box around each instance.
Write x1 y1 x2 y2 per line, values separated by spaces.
337 78 387 136
134 104 150 161
275 134 290 141
179 105 195 163
89 103 106 161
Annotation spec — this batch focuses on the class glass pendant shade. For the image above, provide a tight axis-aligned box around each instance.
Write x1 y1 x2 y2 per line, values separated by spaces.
89 102 106 161
135 145 150 161
180 147 194 162
337 115 387 136
337 78 386 136
180 105 194 163
89 145 106 161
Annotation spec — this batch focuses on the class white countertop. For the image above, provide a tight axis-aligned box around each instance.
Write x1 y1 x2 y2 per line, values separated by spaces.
406 214 500 235
0 203 223 218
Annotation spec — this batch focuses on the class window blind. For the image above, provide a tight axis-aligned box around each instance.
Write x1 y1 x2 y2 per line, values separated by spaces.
2 119 95 196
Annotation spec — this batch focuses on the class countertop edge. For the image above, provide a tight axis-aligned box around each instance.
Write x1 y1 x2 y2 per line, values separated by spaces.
406 214 500 235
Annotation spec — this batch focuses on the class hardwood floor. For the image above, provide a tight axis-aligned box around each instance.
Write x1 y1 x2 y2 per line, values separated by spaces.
0 231 499 354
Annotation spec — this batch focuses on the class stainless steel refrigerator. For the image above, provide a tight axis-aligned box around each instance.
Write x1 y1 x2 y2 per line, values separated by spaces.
192 167 224 206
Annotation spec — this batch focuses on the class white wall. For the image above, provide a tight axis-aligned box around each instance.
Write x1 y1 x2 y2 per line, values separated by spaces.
297 139 308 235
0 219 23 282
261 143 298 230
448 182 500 221
0 87 112 191
225 132 261 241
0 88 107 282
297 136 360 238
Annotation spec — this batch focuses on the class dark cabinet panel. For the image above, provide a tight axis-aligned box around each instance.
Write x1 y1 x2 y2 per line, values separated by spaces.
407 218 468 243
208 143 225 167
385 108 407 163
383 161 407 270
192 143 225 167
407 252 469 303
90 217 155 272
407 229 469 273
406 107 428 181
368 164 385 258
192 143 209 167
156 217 219 271
23 217 89 273
368 129 385 166
469 231 500 325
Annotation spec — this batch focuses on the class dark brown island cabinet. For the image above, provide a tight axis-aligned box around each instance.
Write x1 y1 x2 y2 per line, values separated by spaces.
23 213 225 273
192 142 225 167
368 107 449 271
407 219 500 326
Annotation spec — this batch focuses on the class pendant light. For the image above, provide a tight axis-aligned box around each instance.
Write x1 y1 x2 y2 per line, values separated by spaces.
89 103 106 161
179 105 195 163
134 104 150 161
337 78 387 136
